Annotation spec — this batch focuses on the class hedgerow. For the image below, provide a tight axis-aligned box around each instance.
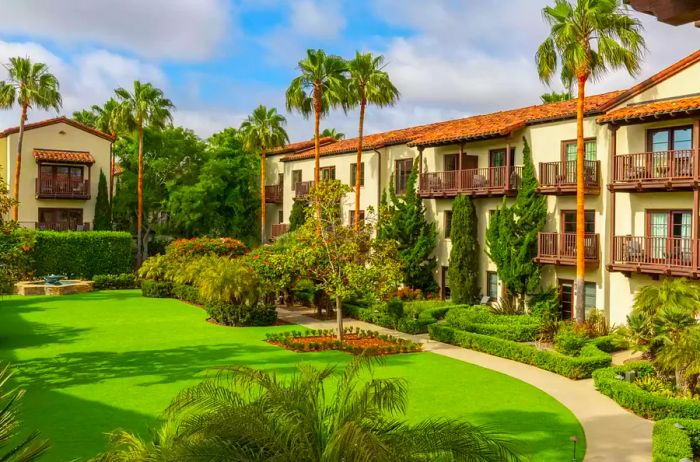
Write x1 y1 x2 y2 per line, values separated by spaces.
652 419 700 462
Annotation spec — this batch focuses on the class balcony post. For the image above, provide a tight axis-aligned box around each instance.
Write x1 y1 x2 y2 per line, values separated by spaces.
694 119 700 182
458 142 464 191
694 189 699 271
608 125 618 266
418 147 424 194
505 142 511 190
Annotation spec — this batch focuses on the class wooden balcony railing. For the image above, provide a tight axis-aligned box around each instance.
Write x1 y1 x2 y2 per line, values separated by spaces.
294 180 314 198
538 160 600 194
611 149 699 190
419 166 523 198
36 222 91 231
535 232 600 266
265 184 283 203
270 223 289 240
35 177 90 199
610 235 697 277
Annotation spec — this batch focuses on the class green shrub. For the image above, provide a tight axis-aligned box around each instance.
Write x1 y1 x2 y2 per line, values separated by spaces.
444 306 541 342
293 279 316 306
429 324 611 379
652 419 700 461
167 237 247 258
92 273 137 290
554 324 590 356
141 280 173 298
28 231 133 278
172 284 201 305
593 363 700 420
385 299 404 320
206 302 277 327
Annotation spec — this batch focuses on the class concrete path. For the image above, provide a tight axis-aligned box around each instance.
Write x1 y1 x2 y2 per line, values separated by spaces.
277 308 653 462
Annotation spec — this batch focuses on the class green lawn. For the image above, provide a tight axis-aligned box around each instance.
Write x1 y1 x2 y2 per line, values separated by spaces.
0 291 585 461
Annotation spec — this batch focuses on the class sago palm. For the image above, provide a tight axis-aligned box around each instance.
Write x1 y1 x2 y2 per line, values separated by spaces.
114 81 174 266
656 326 700 394
0 57 61 221
95 359 521 461
347 52 400 230
0 363 50 462
240 105 289 243
286 49 347 232
536 0 645 323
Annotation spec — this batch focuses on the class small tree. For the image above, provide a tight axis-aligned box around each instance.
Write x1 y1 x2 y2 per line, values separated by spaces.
288 199 308 232
378 161 438 294
93 170 112 230
448 195 480 303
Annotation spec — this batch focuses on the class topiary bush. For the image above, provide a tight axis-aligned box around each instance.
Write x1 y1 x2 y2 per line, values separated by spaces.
141 280 173 298
206 302 277 327
92 273 137 290
444 306 541 342
653 419 700 462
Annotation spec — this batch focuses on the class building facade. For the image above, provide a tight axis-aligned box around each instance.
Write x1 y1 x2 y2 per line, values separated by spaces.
0 117 115 231
266 50 700 325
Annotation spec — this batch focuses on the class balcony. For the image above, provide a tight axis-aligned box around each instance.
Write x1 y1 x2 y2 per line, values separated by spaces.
271 223 289 240
610 149 699 191
265 184 283 204
418 166 523 198
36 222 91 231
535 232 600 267
537 160 600 195
609 235 699 277
36 177 90 199
294 180 314 198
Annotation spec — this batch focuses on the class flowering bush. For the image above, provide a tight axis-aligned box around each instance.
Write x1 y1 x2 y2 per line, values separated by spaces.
167 237 247 258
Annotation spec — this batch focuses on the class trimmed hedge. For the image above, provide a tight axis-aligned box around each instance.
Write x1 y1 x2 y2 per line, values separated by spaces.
206 302 277 327
172 283 202 305
141 280 173 298
92 273 137 290
29 231 133 278
653 419 700 462
429 324 611 379
444 307 541 342
593 363 700 420
355 305 454 335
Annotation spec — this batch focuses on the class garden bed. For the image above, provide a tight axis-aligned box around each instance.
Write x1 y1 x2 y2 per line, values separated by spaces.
266 328 422 355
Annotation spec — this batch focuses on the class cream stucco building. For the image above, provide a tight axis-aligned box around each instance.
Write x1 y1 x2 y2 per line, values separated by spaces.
265 49 700 325
0 117 115 230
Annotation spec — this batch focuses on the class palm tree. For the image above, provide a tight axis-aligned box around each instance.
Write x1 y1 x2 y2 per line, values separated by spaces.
320 127 345 140
540 91 572 103
114 81 174 266
0 57 61 221
286 49 348 232
656 326 700 394
347 52 400 230
240 105 289 243
0 363 50 462
95 359 522 461
536 0 645 323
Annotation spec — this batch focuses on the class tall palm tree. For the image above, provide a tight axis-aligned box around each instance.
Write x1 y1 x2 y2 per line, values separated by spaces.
536 0 645 323
0 57 61 221
240 105 289 243
540 90 572 103
320 127 345 140
286 49 347 232
114 81 174 266
94 359 522 461
347 52 400 230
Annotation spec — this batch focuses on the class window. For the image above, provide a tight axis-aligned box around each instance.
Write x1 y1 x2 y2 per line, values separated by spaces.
444 210 453 238
38 164 86 196
648 126 693 152
292 170 302 190
349 210 365 226
486 272 499 300
647 209 692 261
38 208 84 231
584 282 597 311
441 266 450 300
563 139 597 162
320 166 336 180
444 154 459 171
278 210 284 224
278 173 284 185
350 162 364 187
558 279 574 320
561 210 595 233
395 159 413 194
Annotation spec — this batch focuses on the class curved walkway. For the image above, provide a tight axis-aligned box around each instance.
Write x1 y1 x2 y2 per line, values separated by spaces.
277 308 653 462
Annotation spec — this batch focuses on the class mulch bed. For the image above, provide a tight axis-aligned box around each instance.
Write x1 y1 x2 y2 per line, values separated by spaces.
266 329 422 355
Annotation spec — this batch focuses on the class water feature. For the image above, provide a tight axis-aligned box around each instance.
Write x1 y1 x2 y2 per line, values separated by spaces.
15 276 93 296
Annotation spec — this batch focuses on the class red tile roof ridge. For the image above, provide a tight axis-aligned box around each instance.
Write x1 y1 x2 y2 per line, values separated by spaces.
0 116 115 142
597 94 700 123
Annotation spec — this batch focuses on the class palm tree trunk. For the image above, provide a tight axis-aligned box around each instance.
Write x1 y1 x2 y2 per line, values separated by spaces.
260 148 267 243
575 74 587 324
137 124 144 267
676 364 689 394
314 86 322 236
354 99 366 231
336 295 344 341
11 105 28 221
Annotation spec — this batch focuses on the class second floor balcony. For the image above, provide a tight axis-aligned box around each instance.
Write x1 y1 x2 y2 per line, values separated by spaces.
537 160 600 195
610 235 698 277
265 184 283 204
611 149 699 191
418 166 522 198
35 177 90 200
270 223 289 240
294 180 314 198
535 232 600 267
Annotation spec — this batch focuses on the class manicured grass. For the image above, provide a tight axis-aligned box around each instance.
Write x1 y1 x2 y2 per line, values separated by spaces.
0 291 585 461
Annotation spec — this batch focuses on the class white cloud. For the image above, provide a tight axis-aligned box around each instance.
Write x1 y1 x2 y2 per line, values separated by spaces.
173 108 247 139
1 0 232 60
290 0 346 39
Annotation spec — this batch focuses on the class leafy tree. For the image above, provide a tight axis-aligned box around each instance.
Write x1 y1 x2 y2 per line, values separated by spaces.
346 52 400 229
72 109 98 127
0 57 62 220
240 105 289 243
94 359 521 461
114 81 174 266
93 170 112 231
536 0 645 322
448 195 480 303
286 49 348 231
320 127 345 140
288 199 308 232
379 161 438 294
486 138 546 309
540 91 572 103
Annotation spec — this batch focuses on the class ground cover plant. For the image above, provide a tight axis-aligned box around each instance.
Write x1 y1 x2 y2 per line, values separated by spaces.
266 327 422 355
0 291 586 461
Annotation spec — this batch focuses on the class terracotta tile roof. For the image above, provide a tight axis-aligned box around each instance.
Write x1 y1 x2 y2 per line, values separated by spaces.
269 136 337 155
408 91 623 147
597 94 700 123
33 149 96 164
0 116 115 142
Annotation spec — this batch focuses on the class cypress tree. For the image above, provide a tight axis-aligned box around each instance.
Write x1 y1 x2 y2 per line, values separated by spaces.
289 199 308 232
448 195 479 303
93 170 112 231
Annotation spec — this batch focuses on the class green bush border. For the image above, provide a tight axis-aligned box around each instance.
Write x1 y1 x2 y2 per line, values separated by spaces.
653 419 700 461
593 363 700 420
92 274 137 290
429 324 611 380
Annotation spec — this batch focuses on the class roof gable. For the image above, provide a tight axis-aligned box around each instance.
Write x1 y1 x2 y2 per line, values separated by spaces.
0 116 115 142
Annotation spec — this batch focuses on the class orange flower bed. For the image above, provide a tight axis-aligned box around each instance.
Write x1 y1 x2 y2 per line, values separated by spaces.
266 328 422 355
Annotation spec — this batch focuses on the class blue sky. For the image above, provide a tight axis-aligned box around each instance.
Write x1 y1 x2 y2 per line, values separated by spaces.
0 0 698 140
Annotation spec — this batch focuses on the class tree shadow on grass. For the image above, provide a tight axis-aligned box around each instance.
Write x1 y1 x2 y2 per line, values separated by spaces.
0 303 92 351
